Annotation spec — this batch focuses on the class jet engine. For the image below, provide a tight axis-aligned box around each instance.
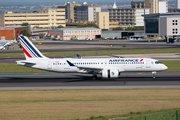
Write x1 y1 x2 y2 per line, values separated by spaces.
102 69 119 78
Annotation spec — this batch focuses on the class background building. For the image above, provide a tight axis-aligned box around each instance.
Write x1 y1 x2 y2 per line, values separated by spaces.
143 13 180 37
177 0 180 9
134 8 150 26
168 9 180 13
159 1 168 13
58 2 80 21
0 26 29 40
74 3 101 22
108 8 135 28
96 12 109 29
145 0 159 14
58 2 101 22
109 22 119 29
108 1 151 29
50 27 101 40
0 8 66 28
102 30 145 39
131 1 145 8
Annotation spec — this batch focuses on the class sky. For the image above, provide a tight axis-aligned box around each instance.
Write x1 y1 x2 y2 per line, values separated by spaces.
0 0 141 5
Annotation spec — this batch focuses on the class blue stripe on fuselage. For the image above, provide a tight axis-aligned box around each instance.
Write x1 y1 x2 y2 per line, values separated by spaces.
2 42 8 47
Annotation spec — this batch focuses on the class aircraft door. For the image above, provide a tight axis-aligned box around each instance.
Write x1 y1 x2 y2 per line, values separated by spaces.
47 61 52 69
146 60 151 68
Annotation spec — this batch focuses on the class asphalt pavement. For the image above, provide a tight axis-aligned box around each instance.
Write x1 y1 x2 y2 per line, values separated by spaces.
0 72 180 90
1 39 180 53
0 39 180 90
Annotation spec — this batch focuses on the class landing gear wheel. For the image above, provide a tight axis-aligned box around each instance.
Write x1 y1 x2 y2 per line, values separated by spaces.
152 71 156 79
92 75 97 80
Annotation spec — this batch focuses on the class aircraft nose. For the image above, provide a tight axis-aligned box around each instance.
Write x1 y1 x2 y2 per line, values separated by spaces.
163 64 168 70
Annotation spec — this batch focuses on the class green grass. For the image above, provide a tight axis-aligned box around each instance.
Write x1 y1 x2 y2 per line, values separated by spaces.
84 108 180 120
161 60 180 72
1 48 180 57
1 89 180 120
0 65 45 73
115 109 180 120
0 60 179 73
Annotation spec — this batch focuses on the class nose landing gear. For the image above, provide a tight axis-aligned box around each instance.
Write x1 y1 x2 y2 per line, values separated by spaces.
152 71 156 79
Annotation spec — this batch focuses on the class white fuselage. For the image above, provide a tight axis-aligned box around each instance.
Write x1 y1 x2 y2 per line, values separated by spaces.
17 35 168 79
17 58 168 74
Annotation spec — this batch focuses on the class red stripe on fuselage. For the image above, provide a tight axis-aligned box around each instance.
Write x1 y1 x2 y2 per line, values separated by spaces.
22 46 33 58
140 59 143 62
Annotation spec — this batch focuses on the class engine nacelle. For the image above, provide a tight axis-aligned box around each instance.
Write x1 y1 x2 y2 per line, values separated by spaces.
102 69 119 78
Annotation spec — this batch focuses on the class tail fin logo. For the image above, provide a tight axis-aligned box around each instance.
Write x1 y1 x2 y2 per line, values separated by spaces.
19 36 43 59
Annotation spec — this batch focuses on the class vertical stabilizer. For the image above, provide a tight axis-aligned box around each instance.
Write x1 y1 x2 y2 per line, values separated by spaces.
19 36 48 59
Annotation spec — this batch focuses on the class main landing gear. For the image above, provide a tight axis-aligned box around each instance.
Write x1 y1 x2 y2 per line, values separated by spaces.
152 71 156 79
92 73 98 80
92 75 97 80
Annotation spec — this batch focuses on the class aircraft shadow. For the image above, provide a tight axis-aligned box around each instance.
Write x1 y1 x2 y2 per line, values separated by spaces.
0 76 180 83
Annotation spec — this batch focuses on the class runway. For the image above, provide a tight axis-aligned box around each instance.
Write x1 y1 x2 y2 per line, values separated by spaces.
0 72 180 90
1 39 180 53
0 39 180 90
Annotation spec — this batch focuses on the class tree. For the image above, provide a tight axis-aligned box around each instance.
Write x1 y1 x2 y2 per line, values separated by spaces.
51 26 56 29
125 27 144 31
112 27 123 31
77 22 99 28
125 27 133 31
57 25 64 28
33 26 39 29
20 29 31 37
39 33 44 38
21 22 29 26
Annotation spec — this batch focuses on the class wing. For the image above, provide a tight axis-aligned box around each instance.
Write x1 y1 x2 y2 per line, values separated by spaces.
67 60 103 70
67 60 125 72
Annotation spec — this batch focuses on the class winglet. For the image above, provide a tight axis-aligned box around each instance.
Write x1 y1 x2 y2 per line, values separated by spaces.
67 60 75 66
77 54 82 59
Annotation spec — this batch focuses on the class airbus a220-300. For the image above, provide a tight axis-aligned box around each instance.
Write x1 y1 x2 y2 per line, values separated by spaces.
17 36 168 79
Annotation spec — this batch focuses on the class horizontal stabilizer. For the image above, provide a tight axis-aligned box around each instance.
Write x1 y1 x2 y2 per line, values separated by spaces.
16 60 36 65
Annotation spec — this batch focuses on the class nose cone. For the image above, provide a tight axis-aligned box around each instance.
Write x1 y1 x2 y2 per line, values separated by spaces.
163 64 168 70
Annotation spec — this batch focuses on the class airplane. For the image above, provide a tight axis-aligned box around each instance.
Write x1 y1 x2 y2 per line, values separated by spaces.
0 36 17 50
16 36 168 79
0 42 11 50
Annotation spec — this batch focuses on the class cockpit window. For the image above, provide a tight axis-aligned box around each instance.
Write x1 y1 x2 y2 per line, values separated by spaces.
155 61 162 64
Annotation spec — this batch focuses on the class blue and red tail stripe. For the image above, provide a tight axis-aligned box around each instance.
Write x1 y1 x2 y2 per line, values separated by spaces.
19 36 43 58
20 38 38 58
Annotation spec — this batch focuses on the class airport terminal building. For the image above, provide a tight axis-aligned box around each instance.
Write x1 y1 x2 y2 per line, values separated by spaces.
50 27 101 40
0 26 29 40
143 13 180 37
